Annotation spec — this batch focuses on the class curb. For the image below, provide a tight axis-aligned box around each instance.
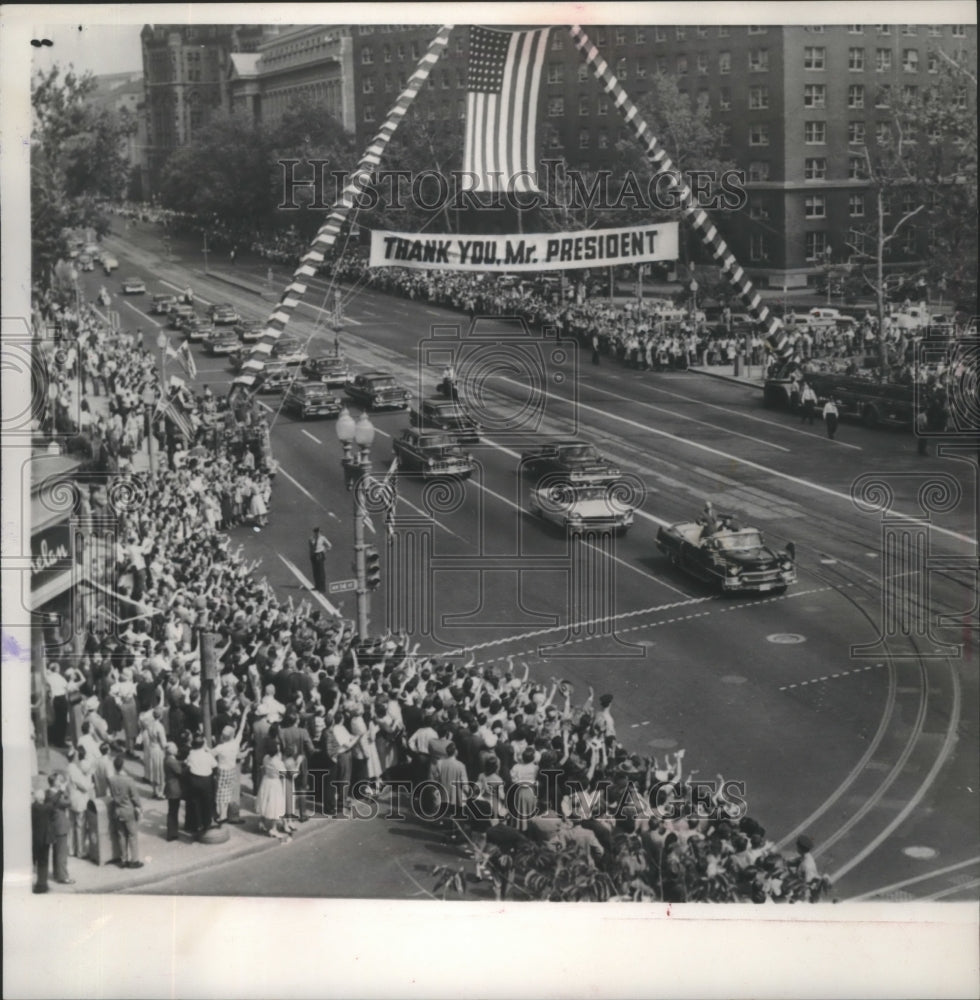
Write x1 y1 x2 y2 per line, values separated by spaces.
689 367 765 391
198 269 276 299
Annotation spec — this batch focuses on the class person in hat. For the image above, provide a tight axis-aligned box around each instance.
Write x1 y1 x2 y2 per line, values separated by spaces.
106 755 143 868
308 527 332 594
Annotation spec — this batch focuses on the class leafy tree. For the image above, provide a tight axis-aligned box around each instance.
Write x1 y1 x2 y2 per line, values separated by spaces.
31 66 133 284
844 52 978 363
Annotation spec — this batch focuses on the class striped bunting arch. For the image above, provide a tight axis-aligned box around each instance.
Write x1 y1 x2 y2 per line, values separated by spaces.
568 24 782 346
241 24 456 382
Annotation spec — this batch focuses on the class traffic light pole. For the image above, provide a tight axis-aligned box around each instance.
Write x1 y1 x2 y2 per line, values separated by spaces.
347 449 371 639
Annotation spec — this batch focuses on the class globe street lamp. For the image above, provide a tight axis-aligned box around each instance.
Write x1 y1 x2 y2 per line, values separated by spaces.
336 407 375 637
142 386 157 482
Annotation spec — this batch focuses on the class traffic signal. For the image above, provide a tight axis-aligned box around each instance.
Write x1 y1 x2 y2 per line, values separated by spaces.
364 545 381 591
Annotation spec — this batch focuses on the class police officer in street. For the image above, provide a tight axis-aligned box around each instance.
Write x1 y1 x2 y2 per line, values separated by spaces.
309 526 332 594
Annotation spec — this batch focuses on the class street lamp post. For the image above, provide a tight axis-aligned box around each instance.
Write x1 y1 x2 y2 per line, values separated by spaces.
142 386 156 482
156 329 168 392
824 246 834 306
336 407 375 638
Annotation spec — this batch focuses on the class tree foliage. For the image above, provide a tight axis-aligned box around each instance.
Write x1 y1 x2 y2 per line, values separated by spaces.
31 66 134 284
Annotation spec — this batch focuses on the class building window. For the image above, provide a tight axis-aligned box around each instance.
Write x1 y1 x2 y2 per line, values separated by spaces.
903 84 918 101
578 129 590 148
550 31 563 50
848 84 865 108
902 24 917 35
876 49 892 71
805 121 826 144
697 89 710 109
749 85 769 109
363 103 375 121
361 46 373 65
598 129 609 149
849 194 865 216
804 84 826 108
719 123 733 146
578 63 590 82
748 25 768 34
749 160 770 181
718 26 730 37
411 41 421 59
928 26 942 37
547 62 563 84
636 61 647 79
548 96 564 117
951 25 966 37
635 28 646 44
901 49 920 73
750 233 769 262
362 76 374 94
749 201 770 220
383 44 391 62
901 226 917 253
657 57 669 73
876 24 891 34
719 51 731 74
616 58 628 80
849 48 865 71
848 155 866 179
396 44 405 59
749 49 769 72
955 86 968 110
597 97 608 116
750 123 770 146
677 55 688 75
655 27 667 42
578 95 589 116
805 194 826 218
928 52 939 73
384 75 394 93
848 25 864 33
718 87 732 111
805 231 828 261
875 122 891 143
697 53 709 75
804 157 827 180
615 28 627 45
441 71 450 89
875 85 891 108
675 27 685 40
804 47 826 70
807 26 825 33
848 121 866 144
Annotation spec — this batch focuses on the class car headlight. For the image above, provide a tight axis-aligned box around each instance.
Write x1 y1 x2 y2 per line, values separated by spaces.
728 566 740 576
781 561 793 570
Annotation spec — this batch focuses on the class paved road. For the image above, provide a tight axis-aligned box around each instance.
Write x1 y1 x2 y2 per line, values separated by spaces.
82 223 979 902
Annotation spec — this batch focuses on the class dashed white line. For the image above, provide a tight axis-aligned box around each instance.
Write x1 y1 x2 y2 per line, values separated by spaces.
277 553 340 616
301 429 322 444
121 300 162 327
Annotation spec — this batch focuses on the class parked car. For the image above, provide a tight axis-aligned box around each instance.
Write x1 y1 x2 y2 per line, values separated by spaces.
520 438 621 485
656 515 797 593
410 397 481 444
181 315 215 342
283 381 343 419
203 328 241 356
209 302 240 325
254 362 293 394
345 371 411 410
393 429 475 478
529 482 634 536
234 320 266 343
121 276 146 295
269 336 309 366
168 303 196 329
301 353 352 387
151 293 177 315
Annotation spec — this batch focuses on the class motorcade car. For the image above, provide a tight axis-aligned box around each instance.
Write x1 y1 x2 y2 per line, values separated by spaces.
528 481 634 536
234 320 266 343
151 293 177 315
269 336 309 366
253 362 293 394
345 371 411 410
101 254 119 274
209 302 241 325
180 315 215 342
168 303 196 329
301 353 352 388
520 438 621 485
393 429 475 478
121 276 146 295
78 253 95 272
203 328 241 356
282 381 343 419
656 514 797 593
410 397 481 444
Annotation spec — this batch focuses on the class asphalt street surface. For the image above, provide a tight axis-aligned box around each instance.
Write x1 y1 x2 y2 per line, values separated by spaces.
85 220 978 901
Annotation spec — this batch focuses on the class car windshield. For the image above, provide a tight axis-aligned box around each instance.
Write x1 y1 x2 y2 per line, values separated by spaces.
712 530 764 551
301 385 330 398
369 378 396 388
430 403 465 418
419 435 455 449
277 340 301 352
559 444 599 461
571 486 609 501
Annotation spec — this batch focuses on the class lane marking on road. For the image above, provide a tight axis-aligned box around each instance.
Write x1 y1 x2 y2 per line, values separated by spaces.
277 553 341 616
160 278 213 307
779 661 885 691
627 379 863 451
295 299 362 325
582 380 790 452
469 477 692 596
919 877 980 901
497 374 977 547
301 430 322 444
277 465 319 503
121 300 162 327
846 857 980 901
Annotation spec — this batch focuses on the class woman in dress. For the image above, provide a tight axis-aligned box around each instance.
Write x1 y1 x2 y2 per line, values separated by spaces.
114 666 140 756
255 739 288 838
140 706 167 798
212 711 249 825
360 704 383 796
509 747 540 832
374 697 403 779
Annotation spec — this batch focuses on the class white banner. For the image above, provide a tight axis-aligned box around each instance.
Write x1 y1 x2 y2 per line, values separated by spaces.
368 222 679 272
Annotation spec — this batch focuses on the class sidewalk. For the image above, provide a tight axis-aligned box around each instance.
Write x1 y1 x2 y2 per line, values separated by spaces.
34 746 325 894
688 362 766 390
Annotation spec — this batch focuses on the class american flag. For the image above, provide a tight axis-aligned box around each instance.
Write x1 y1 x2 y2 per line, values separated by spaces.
178 340 197 380
462 25 550 193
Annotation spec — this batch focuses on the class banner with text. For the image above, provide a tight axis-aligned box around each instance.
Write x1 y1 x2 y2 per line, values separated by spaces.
369 222 679 272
